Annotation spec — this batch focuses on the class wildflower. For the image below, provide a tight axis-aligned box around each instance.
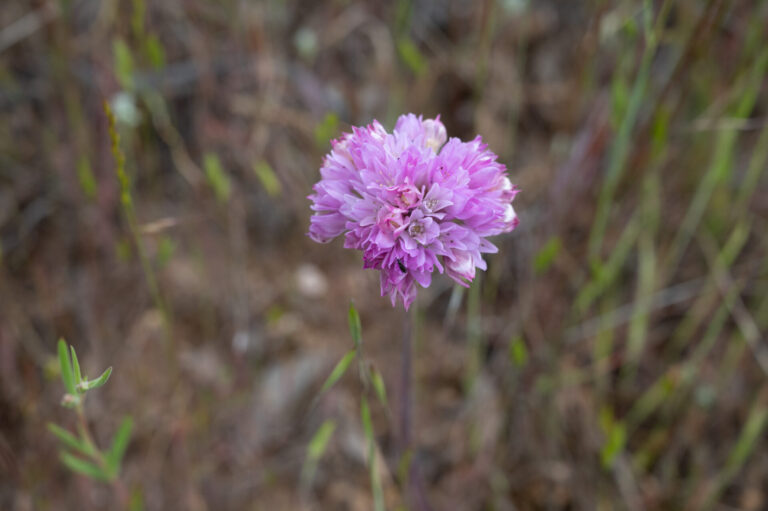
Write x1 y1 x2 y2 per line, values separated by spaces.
309 114 519 309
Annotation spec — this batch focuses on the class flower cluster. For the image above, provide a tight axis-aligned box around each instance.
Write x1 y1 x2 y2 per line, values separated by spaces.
308 114 519 309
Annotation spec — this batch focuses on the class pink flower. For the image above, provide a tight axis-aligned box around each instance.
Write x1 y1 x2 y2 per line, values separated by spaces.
309 114 519 309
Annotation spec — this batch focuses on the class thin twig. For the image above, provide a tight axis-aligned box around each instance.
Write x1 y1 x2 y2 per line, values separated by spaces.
0 3 58 54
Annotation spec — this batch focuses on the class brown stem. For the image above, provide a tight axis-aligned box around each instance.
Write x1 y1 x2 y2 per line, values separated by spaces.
399 309 412 452
398 307 434 511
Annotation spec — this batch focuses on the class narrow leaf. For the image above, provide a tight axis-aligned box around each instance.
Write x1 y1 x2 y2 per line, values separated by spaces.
361 395 374 440
58 339 76 396
599 407 627 468
78 367 113 392
397 37 427 75
60 451 110 481
370 367 388 409
348 302 362 349
397 449 414 487
253 160 282 197
319 350 356 395
533 237 562 274
113 39 135 91
107 416 133 474
203 152 231 204
314 112 339 149
47 423 95 457
76 155 97 200
509 336 528 368
70 346 82 387
307 420 336 461
301 420 336 488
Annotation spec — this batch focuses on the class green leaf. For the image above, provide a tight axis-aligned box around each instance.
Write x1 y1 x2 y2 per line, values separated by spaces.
144 34 166 70
533 237 561 275
77 156 97 200
78 367 113 392
319 351 356 395
601 422 627 468
307 420 336 461
156 236 176 269
131 0 146 37
397 448 413 487
128 488 145 511
599 407 626 468
116 238 133 262
508 336 528 368
47 423 95 457
314 112 339 149
58 339 76 396
396 37 427 75
348 302 362 349
610 72 629 128
113 38 135 91
301 419 336 487
252 160 282 197
361 395 373 452
70 346 82 387
204 153 231 204
107 416 133 475
650 106 670 160
370 367 388 409
60 451 110 481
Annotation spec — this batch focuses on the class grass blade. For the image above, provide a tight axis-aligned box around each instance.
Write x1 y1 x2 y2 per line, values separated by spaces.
253 160 282 197
348 302 362 350
307 419 336 461
301 419 336 487
203 152 231 204
370 366 388 409
623 173 659 383
508 335 528 369
319 350 356 395
57 339 76 396
576 213 641 313
588 0 661 258
666 48 768 273
533 236 562 275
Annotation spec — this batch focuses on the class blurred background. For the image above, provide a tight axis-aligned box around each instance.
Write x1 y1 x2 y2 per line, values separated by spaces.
1 0 768 509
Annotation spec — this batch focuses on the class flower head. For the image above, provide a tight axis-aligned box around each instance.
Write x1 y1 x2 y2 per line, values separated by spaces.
309 113 519 309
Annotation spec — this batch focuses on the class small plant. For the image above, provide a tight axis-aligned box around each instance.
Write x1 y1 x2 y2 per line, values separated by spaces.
48 339 133 483
304 304 387 511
